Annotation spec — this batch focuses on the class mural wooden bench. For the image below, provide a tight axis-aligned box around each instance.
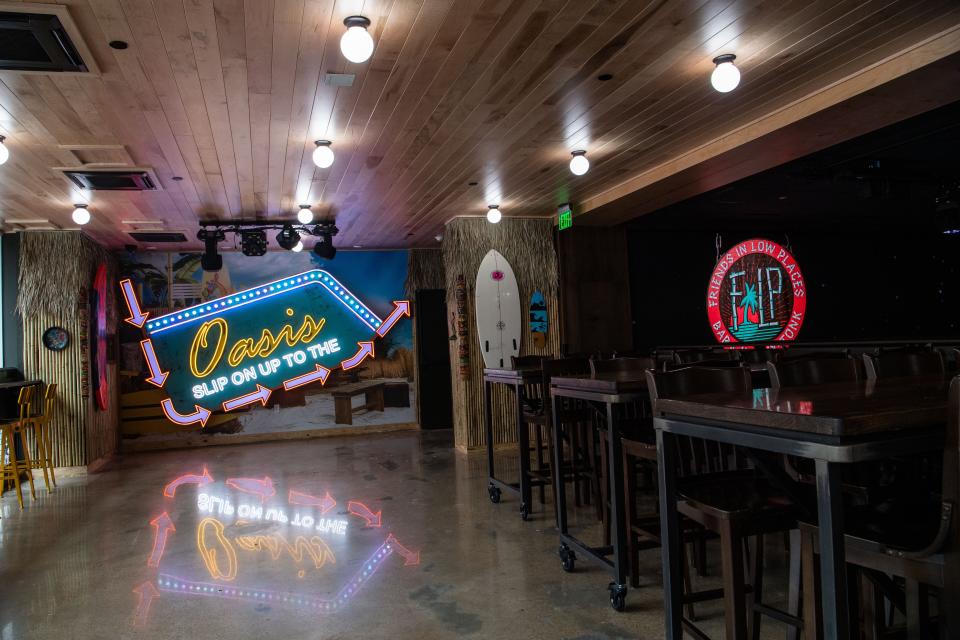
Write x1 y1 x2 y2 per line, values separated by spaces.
332 381 385 425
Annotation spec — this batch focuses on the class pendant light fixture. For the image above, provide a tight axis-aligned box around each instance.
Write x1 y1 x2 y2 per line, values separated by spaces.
710 54 740 93
72 204 91 225
340 16 374 63
569 150 589 176
297 204 313 224
312 140 334 168
0 135 8 165
486 204 502 224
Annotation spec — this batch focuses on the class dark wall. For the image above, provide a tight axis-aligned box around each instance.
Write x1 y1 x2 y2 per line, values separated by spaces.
628 229 960 349
2 234 22 369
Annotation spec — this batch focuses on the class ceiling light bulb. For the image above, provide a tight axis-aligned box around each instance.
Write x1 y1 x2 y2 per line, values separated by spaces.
292 240 303 252
72 204 90 225
312 140 334 168
297 205 313 224
710 54 740 93
0 135 8 165
340 16 374 63
569 150 589 176
486 205 502 224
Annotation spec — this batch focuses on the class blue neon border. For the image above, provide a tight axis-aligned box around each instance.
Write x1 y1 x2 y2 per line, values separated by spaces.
144 270 383 336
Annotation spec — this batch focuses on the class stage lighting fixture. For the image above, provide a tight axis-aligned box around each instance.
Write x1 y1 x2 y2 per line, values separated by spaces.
276 225 300 250
313 233 337 259
198 229 225 272
241 230 268 257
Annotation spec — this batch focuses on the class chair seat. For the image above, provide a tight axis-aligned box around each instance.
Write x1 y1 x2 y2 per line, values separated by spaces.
800 497 943 553
677 471 800 523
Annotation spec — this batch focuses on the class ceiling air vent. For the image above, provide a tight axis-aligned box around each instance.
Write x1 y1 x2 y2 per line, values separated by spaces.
61 167 160 191
128 232 188 243
323 72 355 87
0 4 98 74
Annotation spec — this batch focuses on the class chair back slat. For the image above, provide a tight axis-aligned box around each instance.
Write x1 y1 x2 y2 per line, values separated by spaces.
673 349 739 364
767 356 862 389
863 350 945 380
17 386 34 421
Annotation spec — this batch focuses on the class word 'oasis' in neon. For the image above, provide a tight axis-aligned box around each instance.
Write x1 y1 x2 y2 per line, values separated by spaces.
126 269 408 425
706 238 807 344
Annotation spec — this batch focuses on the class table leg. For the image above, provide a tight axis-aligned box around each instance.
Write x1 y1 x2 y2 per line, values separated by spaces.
657 428 683 639
515 383 532 521
814 459 849 639
484 380 500 504
552 393 569 534
606 403 628 610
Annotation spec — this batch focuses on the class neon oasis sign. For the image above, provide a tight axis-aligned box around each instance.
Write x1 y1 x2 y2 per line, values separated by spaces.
133 467 420 626
120 271 409 426
706 238 807 343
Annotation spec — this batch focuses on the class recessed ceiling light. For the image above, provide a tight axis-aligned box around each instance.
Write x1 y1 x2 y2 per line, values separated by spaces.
468 181 478 186
353 244 363 248
435 234 443 242
710 54 740 93
171 176 183 181
109 40 129 50
597 73 613 82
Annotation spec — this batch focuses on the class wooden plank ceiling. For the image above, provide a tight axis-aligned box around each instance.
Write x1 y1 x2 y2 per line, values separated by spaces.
0 0 959 250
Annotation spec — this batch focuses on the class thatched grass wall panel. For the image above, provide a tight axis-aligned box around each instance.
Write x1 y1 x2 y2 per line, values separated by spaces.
442 218 559 450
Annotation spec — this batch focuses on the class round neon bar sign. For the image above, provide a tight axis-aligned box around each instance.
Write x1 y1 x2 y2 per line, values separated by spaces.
706 238 807 343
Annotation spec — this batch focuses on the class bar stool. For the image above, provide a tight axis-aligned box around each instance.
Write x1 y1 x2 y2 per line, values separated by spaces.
1 386 37 508
29 383 57 492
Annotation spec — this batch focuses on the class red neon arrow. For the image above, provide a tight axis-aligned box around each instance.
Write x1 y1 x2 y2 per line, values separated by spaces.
347 500 382 527
132 580 160 627
289 489 336 514
148 512 175 567
282 365 330 391
386 533 421 566
341 341 375 371
120 279 149 328
163 467 213 498
140 339 169 387
222 384 271 412
376 300 410 337
160 398 212 427
226 476 275 500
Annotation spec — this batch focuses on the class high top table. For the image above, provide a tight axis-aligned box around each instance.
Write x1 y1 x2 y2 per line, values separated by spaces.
653 377 949 639
549 371 651 611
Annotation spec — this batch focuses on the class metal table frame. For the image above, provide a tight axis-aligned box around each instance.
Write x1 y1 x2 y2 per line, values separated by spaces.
654 414 944 639
550 384 648 611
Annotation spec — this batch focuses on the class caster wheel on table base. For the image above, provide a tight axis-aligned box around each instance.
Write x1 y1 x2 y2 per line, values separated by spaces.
608 583 627 611
520 503 529 521
559 544 576 572
488 484 501 504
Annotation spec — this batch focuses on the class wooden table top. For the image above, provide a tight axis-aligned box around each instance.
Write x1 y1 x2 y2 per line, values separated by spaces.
483 367 544 383
656 376 952 438
0 379 42 391
550 371 650 395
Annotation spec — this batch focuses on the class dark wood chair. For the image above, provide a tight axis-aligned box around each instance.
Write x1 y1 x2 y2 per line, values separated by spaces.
511 355 550 509
648 365 804 640
767 356 863 389
674 349 740 364
589 356 655 377
863 350 945 380
800 374 960 639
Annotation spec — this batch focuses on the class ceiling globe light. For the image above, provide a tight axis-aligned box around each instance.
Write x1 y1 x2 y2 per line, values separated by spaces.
569 150 589 176
0 135 8 165
72 204 90 225
292 240 303 252
312 140 334 168
297 204 313 224
486 205 502 224
340 16 374 63
710 54 740 93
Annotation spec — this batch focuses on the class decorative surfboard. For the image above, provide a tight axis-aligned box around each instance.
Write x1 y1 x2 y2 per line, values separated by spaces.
475 250 522 369
529 290 548 349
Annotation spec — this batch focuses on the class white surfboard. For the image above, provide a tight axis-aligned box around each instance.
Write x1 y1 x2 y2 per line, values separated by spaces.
475 249 522 369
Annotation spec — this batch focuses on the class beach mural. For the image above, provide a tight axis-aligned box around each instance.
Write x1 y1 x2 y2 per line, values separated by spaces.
117 250 414 448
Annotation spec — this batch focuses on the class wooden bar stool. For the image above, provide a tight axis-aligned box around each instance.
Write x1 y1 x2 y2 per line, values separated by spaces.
29 383 57 492
1 386 37 508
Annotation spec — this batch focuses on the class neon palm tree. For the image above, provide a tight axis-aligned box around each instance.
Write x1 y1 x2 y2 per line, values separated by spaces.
739 283 758 325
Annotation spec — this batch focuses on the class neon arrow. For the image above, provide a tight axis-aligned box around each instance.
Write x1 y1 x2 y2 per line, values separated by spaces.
120 279 149 328
222 384 271 412
289 489 337 514
226 476 275 500
140 339 169 387
376 300 410 337
386 533 421 566
161 398 211 427
132 580 160 627
341 341 375 371
148 512 175 567
347 500 382 527
163 467 213 498
283 365 331 391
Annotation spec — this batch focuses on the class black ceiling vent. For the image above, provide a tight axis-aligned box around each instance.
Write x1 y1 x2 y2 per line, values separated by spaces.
129 232 188 243
63 169 158 191
0 11 88 73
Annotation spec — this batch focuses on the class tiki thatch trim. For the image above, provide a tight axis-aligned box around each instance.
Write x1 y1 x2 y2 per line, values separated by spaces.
441 217 557 294
17 231 116 319
405 248 445 295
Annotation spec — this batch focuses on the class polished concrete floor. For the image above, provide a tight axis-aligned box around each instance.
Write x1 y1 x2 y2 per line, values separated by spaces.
0 431 792 639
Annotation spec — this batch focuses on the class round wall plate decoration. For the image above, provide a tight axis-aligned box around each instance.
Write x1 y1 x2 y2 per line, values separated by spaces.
42 326 70 351
706 238 807 343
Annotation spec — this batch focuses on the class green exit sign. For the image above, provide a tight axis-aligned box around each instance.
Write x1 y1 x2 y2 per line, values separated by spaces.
558 204 572 230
